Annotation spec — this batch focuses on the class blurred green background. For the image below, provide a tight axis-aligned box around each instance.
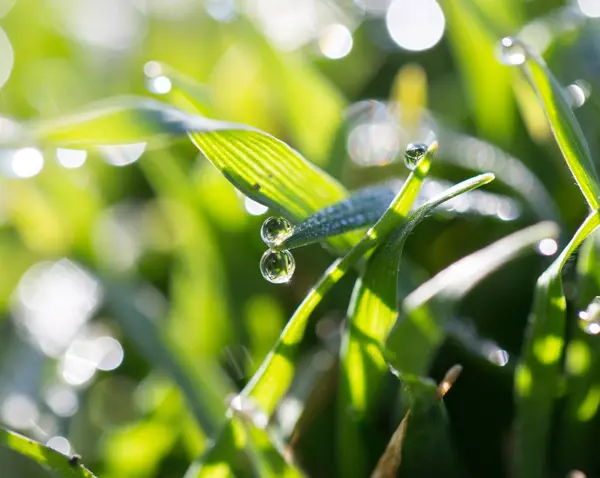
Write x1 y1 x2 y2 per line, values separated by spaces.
1 0 600 476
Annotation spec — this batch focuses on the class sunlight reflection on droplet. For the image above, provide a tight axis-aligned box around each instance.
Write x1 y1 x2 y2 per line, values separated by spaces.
568 470 587 478
11 148 44 178
567 81 591 109
1 394 39 430
13 260 102 357
0 27 13 90
579 310 589 321
537 238 558 256
57 149 87 169
45 385 79 417
584 322 600 335
578 0 600 18
46 436 71 456
244 197 268 216
386 0 445 52
319 24 353 59
147 76 172 94
488 348 509 366
100 143 147 167
228 394 269 429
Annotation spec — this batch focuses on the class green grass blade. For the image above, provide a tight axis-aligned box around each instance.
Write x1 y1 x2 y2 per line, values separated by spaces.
0 427 96 477
559 230 600 471
243 143 435 416
515 42 600 210
515 211 600 478
386 221 559 376
15 96 359 250
185 143 436 478
337 173 494 477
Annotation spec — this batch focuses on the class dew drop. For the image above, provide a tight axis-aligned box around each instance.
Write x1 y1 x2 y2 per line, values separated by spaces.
260 249 295 284
497 36 527 66
260 216 293 247
404 142 427 170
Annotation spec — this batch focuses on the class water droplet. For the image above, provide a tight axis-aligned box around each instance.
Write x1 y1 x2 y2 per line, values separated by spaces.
260 216 293 247
260 249 295 284
567 80 591 109
497 36 527 66
404 142 427 170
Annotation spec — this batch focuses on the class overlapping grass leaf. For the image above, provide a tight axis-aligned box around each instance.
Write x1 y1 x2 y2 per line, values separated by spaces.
515 212 600 478
386 221 559 376
337 173 495 477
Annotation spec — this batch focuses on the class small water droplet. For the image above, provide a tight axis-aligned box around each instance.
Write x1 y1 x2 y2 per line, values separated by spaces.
260 216 293 247
497 36 527 66
260 249 295 284
404 142 427 170
567 80 591 108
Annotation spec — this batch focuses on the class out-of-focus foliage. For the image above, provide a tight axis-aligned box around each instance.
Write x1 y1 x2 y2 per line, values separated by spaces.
2 0 600 477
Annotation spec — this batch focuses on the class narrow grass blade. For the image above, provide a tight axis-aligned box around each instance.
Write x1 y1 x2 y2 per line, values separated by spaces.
186 143 437 477
440 0 522 144
337 173 495 477
9 96 360 249
371 366 463 478
386 221 559 376
558 230 600 471
515 211 600 478
0 427 96 477
515 42 600 210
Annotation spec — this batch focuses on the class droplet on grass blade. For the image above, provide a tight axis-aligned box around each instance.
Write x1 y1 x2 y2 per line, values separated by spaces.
497 36 527 66
260 249 295 284
260 216 293 247
404 142 427 170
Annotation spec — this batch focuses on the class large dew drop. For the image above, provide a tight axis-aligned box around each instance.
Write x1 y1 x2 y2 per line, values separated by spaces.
260 249 296 284
404 143 427 171
260 216 293 247
497 36 527 66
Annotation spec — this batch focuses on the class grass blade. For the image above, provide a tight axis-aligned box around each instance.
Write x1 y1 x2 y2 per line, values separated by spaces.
13 96 360 250
185 143 436 477
386 221 559 376
0 427 96 477
514 41 600 210
338 173 495 477
559 229 600 471
515 211 600 478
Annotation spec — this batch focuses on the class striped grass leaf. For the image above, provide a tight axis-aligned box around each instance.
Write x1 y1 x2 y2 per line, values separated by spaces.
337 173 495 477
513 41 600 210
515 212 600 478
12 97 359 250
0 427 96 478
185 143 436 477
385 221 558 377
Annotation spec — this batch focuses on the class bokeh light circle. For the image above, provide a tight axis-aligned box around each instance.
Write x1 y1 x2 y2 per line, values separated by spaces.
386 0 445 52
